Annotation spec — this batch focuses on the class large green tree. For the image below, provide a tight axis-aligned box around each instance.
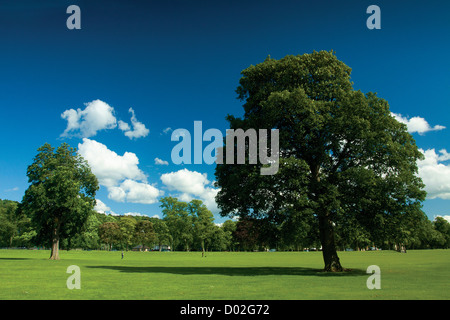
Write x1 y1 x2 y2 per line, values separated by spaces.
21 143 98 259
215 51 427 271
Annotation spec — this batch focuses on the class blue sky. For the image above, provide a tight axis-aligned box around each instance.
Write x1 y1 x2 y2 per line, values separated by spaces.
0 0 449 223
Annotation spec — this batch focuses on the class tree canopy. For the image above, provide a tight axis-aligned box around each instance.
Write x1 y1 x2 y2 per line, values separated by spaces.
160 197 217 253
215 51 427 271
21 143 99 259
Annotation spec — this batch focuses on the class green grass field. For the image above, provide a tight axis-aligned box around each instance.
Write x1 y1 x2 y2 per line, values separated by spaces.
0 249 448 300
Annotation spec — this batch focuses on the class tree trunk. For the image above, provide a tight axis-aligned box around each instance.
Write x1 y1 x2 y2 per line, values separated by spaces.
201 240 205 257
49 225 60 260
311 163 343 272
319 215 343 272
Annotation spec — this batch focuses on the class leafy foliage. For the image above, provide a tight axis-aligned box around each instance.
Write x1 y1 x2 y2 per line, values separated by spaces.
20 143 98 259
215 51 427 270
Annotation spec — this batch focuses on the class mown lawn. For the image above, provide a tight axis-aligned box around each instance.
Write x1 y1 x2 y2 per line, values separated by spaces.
0 249 448 300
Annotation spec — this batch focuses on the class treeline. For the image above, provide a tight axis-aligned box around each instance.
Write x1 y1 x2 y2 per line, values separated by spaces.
1 197 449 251
0 197 237 252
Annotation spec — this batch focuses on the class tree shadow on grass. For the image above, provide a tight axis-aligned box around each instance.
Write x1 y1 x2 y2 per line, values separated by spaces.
0 257 33 260
86 265 367 277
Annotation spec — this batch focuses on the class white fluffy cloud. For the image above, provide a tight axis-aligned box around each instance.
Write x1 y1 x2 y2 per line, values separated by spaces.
61 100 117 138
118 108 149 139
78 138 146 187
392 112 445 135
154 158 169 165
94 199 158 217
4 187 19 192
160 169 220 213
418 148 450 200
108 179 162 204
61 100 149 139
78 138 162 204
94 199 111 214
161 169 210 196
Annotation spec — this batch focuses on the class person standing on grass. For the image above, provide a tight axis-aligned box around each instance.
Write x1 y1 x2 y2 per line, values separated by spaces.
121 251 124 259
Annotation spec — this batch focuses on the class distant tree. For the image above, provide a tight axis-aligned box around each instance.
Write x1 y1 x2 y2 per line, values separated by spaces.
119 216 137 251
234 218 259 251
150 217 172 251
98 222 121 250
160 197 191 251
413 218 445 249
189 199 215 255
134 220 156 251
0 200 19 247
207 225 228 251
101 214 119 223
336 215 371 251
279 208 317 251
80 211 103 250
433 217 450 248
21 143 98 259
221 220 237 251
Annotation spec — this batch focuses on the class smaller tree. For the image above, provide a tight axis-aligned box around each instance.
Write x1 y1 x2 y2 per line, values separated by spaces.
207 225 228 251
134 220 156 251
79 211 103 250
119 216 137 251
98 222 121 250
190 199 215 256
21 143 98 259
0 200 19 247
222 220 237 251
234 218 259 251
150 218 172 251
161 197 190 251
279 209 317 251
433 217 450 248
